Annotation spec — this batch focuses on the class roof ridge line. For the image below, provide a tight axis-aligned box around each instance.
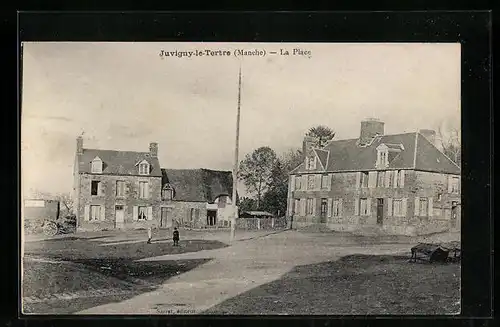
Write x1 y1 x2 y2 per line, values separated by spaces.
412 131 419 169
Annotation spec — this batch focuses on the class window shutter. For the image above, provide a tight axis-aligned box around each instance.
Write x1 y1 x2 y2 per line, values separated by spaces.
387 198 393 216
327 198 333 217
354 198 359 216
125 183 130 196
366 198 372 216
338 198 343 217
300 198 306 216
305 158 309 170
355 172 361 189
368 172 377 188
384 171 391 187
402 198 408 216
147 206 153 220
100 205 106 221
146 183 150 198
302 176 307 191
99 181 105 196
290 176 295 191
84 205 90 221
400 170 405 188
312 198 317 216
447 175 453 193
428 197 433 217
327 174 333 191
133 206 138 221
315 174 321 190
393 171 398 188
414 197 420 216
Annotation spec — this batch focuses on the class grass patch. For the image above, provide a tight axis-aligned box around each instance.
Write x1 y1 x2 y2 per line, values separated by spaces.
206 254 460 315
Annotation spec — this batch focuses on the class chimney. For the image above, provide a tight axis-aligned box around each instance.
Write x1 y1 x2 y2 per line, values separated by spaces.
359 118 384 145
302 135 316 160
149 142 158 157
419 129 436 145
76 136 83 155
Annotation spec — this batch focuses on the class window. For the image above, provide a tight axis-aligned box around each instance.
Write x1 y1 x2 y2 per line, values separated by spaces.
91 158 102 173
307 175 315 190
361 172 369 188
138 206 147 220
190 208 195 221
377 149 388 168
332 199 341 216
320 198 328 215
386 171 393 187
394 170 405 188
306 199 314 215
295 175 302 190
218 196 227 208
419 198 428 216
90 205 101 221
294 199 300 214
139 162 149 175
360 198 369 216
309 157 316 170
139 181 149 199
91 180 101 196
116 181 125 197
393 199 403 216
450 177 460 193
437 193 442 201
321 174 330 190
162 188 173 200
376 171 385 187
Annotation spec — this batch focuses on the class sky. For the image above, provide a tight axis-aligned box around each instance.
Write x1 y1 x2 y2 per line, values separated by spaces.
21 42 461 197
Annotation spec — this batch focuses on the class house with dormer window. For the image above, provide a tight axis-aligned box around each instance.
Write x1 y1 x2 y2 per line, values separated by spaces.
287 118 461 236
73 136 236 231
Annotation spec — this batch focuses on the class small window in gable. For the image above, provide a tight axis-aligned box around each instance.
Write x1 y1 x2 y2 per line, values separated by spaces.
309 157 316 170
91 157 103 173
138 160 150 175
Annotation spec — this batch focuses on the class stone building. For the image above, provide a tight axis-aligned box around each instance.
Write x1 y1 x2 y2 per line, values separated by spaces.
287 118 461 236
73 136 236 231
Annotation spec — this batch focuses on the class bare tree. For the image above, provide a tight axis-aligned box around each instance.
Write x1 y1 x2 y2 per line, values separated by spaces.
437 121 461 166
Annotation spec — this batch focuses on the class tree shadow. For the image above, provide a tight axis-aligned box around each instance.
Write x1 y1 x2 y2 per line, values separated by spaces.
204 254 461 315
22 258 211 314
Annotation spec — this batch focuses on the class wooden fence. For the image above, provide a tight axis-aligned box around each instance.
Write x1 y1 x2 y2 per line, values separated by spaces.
236 217 287 230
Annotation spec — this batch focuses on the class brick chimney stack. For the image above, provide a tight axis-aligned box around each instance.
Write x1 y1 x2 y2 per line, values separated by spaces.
149 142 158 157
359 118 384 145
76 136 83 155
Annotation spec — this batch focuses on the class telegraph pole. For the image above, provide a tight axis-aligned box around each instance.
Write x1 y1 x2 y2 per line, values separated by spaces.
230 65 242 242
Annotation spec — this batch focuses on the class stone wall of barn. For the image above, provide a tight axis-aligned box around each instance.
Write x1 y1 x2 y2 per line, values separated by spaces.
76 173 163 231
160 200 208 229
288 170 461 235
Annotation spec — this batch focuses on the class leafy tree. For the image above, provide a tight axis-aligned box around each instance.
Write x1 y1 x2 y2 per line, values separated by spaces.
261 160 288 216
280 148 304 173
238 146 278 209
238 197 258 214
306 125 335 148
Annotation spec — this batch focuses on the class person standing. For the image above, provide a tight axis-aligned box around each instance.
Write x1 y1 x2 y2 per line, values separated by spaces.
147 226 152 244
173 227 180 246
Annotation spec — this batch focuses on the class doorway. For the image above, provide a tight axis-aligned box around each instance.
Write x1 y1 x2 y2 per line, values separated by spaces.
320 198 328 223
160 207 172 228
115 205 124 229
207 210 217 227
451 201 458 228
376 198 384 225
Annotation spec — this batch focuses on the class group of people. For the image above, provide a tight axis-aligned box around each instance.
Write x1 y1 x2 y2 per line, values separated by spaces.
146 226 180 246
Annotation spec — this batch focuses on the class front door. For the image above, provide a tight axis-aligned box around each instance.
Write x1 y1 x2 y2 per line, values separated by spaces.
207 210 217 227
451 201 458 228
320 199 328 223
160 207 172 228
115 205 124 229
376 198 384 225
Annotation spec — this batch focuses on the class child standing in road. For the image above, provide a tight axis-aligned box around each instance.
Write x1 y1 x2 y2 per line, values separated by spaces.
173 227 179 246
147 226 152 244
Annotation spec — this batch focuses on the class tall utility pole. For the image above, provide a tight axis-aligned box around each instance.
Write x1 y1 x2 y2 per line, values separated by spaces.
230 65 242 242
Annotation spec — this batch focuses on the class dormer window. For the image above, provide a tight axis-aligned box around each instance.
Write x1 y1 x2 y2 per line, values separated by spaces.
162 185 173 200
375 144 390 169
91 157 103 173
305 156 316 170
137 160 150 175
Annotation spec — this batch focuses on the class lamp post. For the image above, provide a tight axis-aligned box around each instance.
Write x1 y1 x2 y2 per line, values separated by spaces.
230 65 242 242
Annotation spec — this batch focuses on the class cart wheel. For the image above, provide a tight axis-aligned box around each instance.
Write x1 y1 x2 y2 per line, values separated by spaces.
43 221 58 236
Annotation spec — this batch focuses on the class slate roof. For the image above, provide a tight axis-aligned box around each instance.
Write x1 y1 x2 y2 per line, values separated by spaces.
161 168 235 203
291 132 460 175
77 149 162 177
